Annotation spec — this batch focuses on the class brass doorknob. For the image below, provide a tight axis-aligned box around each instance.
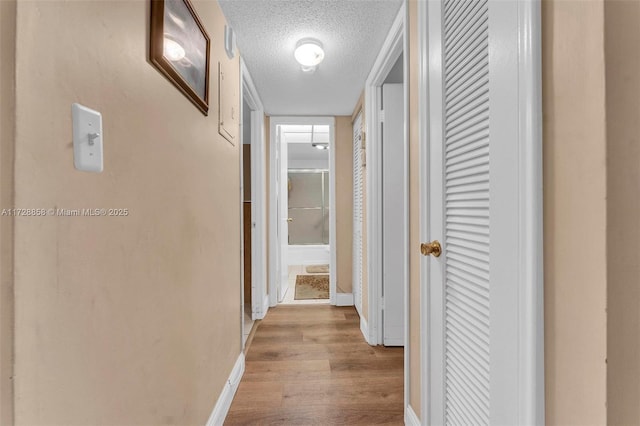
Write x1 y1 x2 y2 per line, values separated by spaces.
421 240 442 257
286 218 293 222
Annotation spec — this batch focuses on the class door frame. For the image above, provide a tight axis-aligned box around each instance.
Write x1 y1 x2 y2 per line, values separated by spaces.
268 116 337 306
417 0 544 423
364 0 407 346
363 0 409 417
239 58 268 331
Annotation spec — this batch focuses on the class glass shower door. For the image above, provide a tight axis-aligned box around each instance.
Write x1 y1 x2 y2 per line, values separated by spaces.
288 170 329 245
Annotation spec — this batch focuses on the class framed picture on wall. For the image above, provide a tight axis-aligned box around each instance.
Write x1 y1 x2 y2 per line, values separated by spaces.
150 0 211 115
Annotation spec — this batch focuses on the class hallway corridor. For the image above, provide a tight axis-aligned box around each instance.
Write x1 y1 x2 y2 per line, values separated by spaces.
225 306 404 425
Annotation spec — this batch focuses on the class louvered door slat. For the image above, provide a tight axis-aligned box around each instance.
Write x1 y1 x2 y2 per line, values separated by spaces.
446 341 490 385
446 366 489 422
446 391 477 426
445 0 482 43
444 0 467 22
443 0 491 424
446 90 488 126
445 111 489 139
446 198 490 209
446 129 489 155
446 293 490 331
448 252 490 276
447 272 490 305
448 263 490 289
352 112 363 316
446 24 488 74
447 237 490 256
447 222 490 238
446 328 490 374
446 350 491 401
446 67 488 106
446 57 488 102
447 145 489 168
446 162 490 180
446 101 489 131
444 32 488 85
446 400 471 426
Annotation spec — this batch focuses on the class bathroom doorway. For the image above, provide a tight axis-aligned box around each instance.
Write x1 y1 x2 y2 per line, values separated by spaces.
269 117 336 306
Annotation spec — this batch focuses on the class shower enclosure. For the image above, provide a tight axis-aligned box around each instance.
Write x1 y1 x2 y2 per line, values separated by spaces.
287 170 329 245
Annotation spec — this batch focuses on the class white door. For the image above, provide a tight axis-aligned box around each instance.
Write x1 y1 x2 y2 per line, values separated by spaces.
353 112 364 317
382 83 405 346
273 126 281 302
278 127 289 301
422 0 543 424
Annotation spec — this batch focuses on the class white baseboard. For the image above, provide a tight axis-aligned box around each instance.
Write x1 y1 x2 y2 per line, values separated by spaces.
336 292 354 306
287 245 330 266
206 353 245 426
254 295 270 320
384 337 404 346
360 316 371 345
261 296 270 318
405 404 420 426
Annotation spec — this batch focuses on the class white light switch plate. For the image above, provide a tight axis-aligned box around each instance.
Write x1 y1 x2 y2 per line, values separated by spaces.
72 103 103 172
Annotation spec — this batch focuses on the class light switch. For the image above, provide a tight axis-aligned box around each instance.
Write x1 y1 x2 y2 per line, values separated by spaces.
72 103 103 173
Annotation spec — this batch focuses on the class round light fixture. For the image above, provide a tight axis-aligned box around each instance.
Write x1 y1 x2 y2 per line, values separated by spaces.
164 37 186 62
312 142 329 150
294 39 325 72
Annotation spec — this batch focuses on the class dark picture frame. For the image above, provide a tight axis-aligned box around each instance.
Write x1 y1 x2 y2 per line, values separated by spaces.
150 0 211 115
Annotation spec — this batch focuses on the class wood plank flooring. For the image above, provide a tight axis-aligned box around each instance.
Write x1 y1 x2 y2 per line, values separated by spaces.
225 305 404 425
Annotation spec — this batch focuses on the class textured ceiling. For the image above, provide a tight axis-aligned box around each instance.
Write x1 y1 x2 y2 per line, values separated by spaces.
219 0 403 115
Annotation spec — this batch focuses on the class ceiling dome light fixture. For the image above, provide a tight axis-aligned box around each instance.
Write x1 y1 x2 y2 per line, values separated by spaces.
294 38 325 73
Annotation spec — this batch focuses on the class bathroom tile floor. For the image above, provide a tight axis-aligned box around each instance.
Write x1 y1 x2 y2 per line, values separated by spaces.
280 265 330 305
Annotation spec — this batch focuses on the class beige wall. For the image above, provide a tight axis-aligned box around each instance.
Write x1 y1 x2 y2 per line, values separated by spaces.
407 0 421 416
12 1 242 424
0 0 16 423
542 0 608 423
335 116 353 294
605 0 640 424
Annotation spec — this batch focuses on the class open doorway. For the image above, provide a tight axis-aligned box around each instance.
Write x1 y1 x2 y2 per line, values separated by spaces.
363 8 407 348
269 117 337 306
360 4 409 415
241 95 255 346
239 60 267 350
380 53 405 346
282 125 331 304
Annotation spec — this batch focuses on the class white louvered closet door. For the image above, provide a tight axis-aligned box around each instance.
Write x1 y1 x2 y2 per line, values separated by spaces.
352 112 364 317
424 0 541 424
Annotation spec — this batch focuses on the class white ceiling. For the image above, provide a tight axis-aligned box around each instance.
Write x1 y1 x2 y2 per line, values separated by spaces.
219 0 403 116
284 125 329 167
282 125 330 144
288 143 329 166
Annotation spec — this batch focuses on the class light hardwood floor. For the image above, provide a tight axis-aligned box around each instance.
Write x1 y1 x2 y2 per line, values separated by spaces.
225 305 404 425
